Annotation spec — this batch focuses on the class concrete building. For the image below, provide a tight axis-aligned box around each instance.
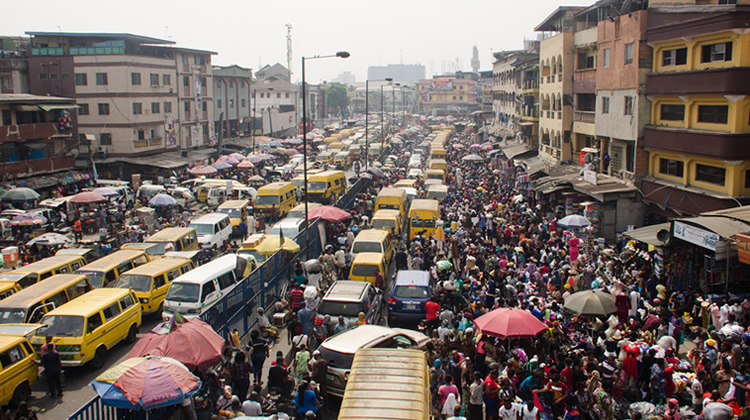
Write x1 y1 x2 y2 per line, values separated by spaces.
25 32 215 157
0 37 30 94
571 5 599 167
535 7 582 162
213 65 252 138
492 49 539 141
417 75 478 116
254 63 299 136
641 3 750 217
0 93 77 182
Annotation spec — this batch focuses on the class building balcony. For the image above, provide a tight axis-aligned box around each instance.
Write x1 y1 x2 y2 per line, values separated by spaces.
644 125 750 160
574 110 595 124
574 69 596 94
646 67 750 96
0 123 61 144
0 155 76 177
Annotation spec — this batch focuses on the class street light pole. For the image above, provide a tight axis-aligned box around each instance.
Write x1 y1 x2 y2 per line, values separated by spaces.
251 89 256 154
393 83 399 132
302 51 350 260
364 80 369 173
380 84 384 142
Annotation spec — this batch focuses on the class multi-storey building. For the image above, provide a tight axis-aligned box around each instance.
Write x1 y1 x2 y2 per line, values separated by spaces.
0 37 30 94
25 32 215 157
417 74 478 116
213 65 252 138
492 46 540 145
641 3 750 216
535 7 582 162
571 6 599 165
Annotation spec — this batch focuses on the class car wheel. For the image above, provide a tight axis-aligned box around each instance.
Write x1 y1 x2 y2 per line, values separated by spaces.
89 347 107 370
125 324 138 343
9 382 30 408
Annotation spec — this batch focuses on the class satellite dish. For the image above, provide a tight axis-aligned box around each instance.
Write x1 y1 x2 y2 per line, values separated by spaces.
656 229 671 244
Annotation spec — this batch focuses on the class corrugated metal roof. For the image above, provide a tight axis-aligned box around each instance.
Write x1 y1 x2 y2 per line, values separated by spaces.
676 216 750 239
624 223 671 247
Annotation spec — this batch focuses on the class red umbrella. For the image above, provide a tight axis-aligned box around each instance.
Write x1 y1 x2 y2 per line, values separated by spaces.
473 308 547 340
128 316 225 371
306 205 352 222
237 160 255 169
70 191 107 204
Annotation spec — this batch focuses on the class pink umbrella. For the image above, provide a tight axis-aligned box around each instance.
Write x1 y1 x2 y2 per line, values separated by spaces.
481 144 494 151
70 191 107 204
216 155 240 165
229 152 246 161
286 148 300 156
189 165 218 176
306 205 352 222
469 144 482 150
237 160 255 169
473 308 547 340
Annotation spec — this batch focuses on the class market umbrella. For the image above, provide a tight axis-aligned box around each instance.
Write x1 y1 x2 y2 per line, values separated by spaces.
267 140 283 148
461 154 483 162
211 162 233 170
452 144 465 149
367 167 386 178
473 307 547 340
563 289 616 316
248 154 274 164
436 260 453 271
11 214 47 226
219 155 240 166
248 175 265 182
297 144 313 151
228 152 246 161
149 193 178 208
285 138 303 145
256 235 300 255
91 356 200 410
469 144 481 150
128 316 225 371
189 166 217 176
26 232 72 246
70 191 107 204
286 148 300 156
307 205 352 222
0 187 40 203
481 144 494 151
237 160 255 169
558 214 592 229
92 187 119 197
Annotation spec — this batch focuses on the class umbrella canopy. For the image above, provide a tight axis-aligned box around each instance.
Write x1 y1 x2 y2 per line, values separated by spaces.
128 316 225 371
367 167 386 178
473 308 547 340
228 152 246 161
469 144 481 150
452 144 465 149
70 191 107 204
211 162 233 170
307 205 352 222
26 232 72 246
286 148 300 156
481 144 494 151
256 235 300 255
237 160 255 169
0 187 40 203
216 155 240 166
248 175 265 182
564 289 616 316
558 214 592 229
285 138 303 145
149 193 178 207
462 154 484 162
11 213 47 226
92 187 119 197
296 144 313 151
91 356 200 410
248 154 274 164
267 140 283 148
189 165 218 176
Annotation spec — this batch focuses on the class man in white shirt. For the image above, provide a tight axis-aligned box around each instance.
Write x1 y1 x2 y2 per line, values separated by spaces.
241 392 263 416
497 399 518 420
517 400 539 420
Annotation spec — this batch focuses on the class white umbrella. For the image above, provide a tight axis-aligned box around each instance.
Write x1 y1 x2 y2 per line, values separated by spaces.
27 232 72 246
461 154 483 162
558 214 592 229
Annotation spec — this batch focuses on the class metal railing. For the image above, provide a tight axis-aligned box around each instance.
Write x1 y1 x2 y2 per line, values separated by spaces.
67 395 177 420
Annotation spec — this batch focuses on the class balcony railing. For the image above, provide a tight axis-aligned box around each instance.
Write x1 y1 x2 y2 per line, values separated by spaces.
0 155 76 177
0 123 61 144
574 111 595 124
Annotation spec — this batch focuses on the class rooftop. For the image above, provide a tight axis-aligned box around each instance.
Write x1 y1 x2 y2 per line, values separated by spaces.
25 31 175 45
0 93 74 104
534 6 586 32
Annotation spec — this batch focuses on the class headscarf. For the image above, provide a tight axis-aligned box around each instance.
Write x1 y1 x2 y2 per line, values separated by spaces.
356 312 366 325
441 392 459 416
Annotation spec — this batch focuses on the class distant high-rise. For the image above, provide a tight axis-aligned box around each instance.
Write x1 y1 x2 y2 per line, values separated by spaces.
367 64 425 84
333 71 356 84
471 45 480 73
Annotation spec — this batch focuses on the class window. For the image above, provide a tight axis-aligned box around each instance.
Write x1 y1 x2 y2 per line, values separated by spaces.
603 48 610 67
695 163 726 186
601 96 610 114
624 43 634 65
119 294 135 310
132 102 142 115
96 72 108 85
285 93 290 98
184 101 190 112
150 73 159 86
163 74 171 85
662 48 688 66
0 345 25 368
719 0 737 3
98 103 110 115
229 99 234 108
277 93 281 99
62 73 70 79
39 73 47 80
137 129 145 140
201 282 216 303
229 81 234 88
87 313 103 333
100 133 112 145
217 99 222 109
202 101 207 111
660 104 685 121
131 72 141 85
701 42 733 63
183 76 190 87
78 103 89 116
624 96 634 116
164 102 172 113
2 110 10 125
658 159 683 179
241 99 246 107
151 102 160 114
697 105 728 124
102 302 121 321
75 73 87 86
259 93 264 98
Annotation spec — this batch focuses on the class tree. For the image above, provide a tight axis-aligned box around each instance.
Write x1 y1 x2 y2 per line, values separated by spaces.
326 83 349 116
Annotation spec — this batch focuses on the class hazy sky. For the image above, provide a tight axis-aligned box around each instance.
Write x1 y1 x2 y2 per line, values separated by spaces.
6 0 581 83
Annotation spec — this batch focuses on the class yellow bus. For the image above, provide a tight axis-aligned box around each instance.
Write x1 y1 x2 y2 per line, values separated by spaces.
351 229 393 263
334 151 350 167
254 182 297 219
394 179 418 189
316 151 335 166
349 252 388 284
428 159 448 171
32 288 142 369
430 147 446 160
144 227 199 254
0 255 86 289
425 169 445 184
217 200 251 236
0 281 21 300
375 188 409 219
371 209 404 237
109 257 195 315
426 184 449 203
339 348 430 420
408 199 440 239
0 274 93 324
75 249 151 288
308 170 347 203
0 334 39 407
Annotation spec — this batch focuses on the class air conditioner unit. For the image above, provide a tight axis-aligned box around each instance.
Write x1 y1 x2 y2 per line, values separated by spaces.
97 146 107 153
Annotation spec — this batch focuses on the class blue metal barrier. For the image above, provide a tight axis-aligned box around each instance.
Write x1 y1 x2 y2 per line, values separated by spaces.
67 395 176 420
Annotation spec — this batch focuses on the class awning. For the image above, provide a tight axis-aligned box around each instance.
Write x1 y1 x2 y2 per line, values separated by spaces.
676 216 750 240
38 104 79 111
13 105 39 112
624 223 671 247
521 157 547 177
500 143 535 159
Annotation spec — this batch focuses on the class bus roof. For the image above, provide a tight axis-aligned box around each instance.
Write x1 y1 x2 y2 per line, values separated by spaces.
257 182 293 193
218 200 249 209
147 227 196 242
351 252 386 264
372 209 401 218
11 255 84 274
0 274 88 307
171 254 241 284
354 229 390 241
427 184 448 192
116 258 190 276
409 199 440 212
377 187 407 198
76 249 147 271
190 213 229 224
42 288 133 317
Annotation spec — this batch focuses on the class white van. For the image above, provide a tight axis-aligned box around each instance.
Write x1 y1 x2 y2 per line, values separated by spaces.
161 254 250 320
189 213 232 249
268 217 308 240
207 187 228 208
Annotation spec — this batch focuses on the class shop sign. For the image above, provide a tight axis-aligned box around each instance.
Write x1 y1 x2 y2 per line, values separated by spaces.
736 233 750 265
672 221 719 251
583 170 597 185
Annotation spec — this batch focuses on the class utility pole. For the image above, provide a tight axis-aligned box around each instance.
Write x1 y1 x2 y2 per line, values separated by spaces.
286 24 293 81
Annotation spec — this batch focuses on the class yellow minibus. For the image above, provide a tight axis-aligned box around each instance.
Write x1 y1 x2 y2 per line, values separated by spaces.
0 274 93 324
375 188 409 219
254 182 297 219
0 255 86 289
349 252 388 284
371 209 404 237
109 257 195 315
426 184 449 203
0 334 39 407
308 171 347 203
217 200 251 236
75 249 151 288
408 199 440 240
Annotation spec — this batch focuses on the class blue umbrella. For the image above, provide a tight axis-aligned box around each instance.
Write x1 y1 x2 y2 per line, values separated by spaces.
149 193 178 207
211 162 233 170
268 141 283 148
